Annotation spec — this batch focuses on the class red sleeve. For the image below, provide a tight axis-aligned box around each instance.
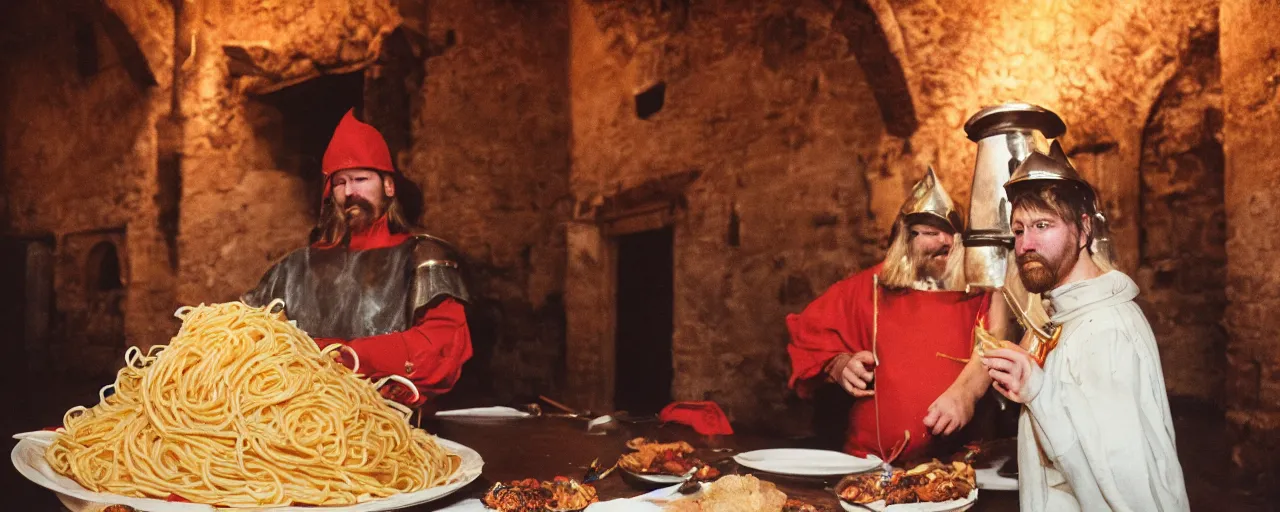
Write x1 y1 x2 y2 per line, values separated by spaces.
785 266 878 398
339 298 473 404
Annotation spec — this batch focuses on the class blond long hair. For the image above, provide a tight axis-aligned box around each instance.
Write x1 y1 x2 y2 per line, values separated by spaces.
879 217 966 291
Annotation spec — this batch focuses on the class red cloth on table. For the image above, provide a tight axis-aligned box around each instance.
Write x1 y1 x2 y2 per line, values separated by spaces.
786 263 989 462
660 401 735 436
311 215 473 406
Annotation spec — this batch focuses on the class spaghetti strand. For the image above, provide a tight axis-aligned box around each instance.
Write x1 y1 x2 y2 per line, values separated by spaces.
46 301 459 507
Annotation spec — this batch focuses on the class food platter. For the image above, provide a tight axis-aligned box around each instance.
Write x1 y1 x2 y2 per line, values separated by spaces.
616 438 719 485
480 477 600 512
834 460 978 512
12 430 484 512
837 489 977 512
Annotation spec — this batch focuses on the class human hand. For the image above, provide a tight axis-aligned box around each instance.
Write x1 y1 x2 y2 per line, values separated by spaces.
923 388 975 435
827 351 876 398
982 346 1043 404
375 375 424 407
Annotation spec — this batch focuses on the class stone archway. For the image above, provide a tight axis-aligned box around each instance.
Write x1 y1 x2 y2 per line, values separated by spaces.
97 1 161 87
1221 0 1280 480
832 0 919 138
1135 27 1226 405
84 241 127 360
92 0 174 90
56 230 128 381
827 0 925 264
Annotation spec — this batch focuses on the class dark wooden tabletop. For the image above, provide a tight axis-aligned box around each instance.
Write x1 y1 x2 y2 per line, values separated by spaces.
409 415 1019 511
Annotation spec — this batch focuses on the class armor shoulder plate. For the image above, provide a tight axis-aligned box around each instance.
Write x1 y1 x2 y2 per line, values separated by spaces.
408 234 471 320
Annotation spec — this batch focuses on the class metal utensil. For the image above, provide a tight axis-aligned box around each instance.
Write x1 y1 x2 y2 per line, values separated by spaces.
582 458 617 483
675 467 701 494
539 395 590 418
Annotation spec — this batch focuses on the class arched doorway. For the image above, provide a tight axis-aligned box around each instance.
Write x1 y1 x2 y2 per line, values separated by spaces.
54 231 128 382
82 240 127 377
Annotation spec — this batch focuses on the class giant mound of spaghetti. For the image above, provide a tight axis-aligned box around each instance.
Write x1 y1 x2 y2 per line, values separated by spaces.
45 300 460 507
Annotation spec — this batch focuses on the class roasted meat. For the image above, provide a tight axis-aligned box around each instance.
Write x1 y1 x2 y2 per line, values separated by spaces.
837 460 976 507
482 479 548 512
836 472 887 504
619 438 718 479
481 477 598 512
545 476 599 511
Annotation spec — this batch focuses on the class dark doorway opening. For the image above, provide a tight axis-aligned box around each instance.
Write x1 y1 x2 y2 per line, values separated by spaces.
56 231 126 381
0 238 32 368
614 226 674 415
0 236 53 372
84 240 125 357
0 235 62 512
87 241 122 291
257 72 365 223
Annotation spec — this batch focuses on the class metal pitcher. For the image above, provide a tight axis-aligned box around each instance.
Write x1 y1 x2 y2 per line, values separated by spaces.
960 103 1067 289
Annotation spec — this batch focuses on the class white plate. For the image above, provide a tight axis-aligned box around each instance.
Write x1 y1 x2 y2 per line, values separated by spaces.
12 430 484 512
839 489 978 512
620 467 687 484
434 406 531 418
974 456 1017 491
733 448 882 476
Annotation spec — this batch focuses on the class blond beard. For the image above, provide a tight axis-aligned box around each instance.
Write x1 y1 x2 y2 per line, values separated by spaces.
879 228 965 291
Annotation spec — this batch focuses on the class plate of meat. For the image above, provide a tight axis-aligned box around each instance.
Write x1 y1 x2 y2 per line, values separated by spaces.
480 477 599 512
616 438 721 484
836 460 977 511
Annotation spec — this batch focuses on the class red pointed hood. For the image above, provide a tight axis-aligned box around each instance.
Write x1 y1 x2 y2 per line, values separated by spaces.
321 109 395 197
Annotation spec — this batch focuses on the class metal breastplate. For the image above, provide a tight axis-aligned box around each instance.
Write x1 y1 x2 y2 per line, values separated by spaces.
242 236 469 339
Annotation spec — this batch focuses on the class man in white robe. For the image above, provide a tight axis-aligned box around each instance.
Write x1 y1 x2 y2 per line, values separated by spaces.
981 149 1189 511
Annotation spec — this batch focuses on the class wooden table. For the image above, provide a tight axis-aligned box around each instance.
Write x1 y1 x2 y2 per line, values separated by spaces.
410 415 1019 511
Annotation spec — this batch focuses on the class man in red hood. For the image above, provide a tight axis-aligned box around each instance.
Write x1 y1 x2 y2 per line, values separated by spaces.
243 109 472 407
787 168 1007 463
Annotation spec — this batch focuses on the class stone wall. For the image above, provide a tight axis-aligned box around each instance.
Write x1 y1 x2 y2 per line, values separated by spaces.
0 0 1262 437
1220 0 1280 481
1 0 576 397
1135 24 1226 403
0 0 175 372
174 0 401 308
0 0 410 371
413 0 572 406
567 0 889 427
883 0 1219 275
561 0 1228 428
883 0 1226 407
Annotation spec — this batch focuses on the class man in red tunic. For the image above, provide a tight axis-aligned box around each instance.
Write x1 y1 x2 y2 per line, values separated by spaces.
787 169 1004 463
243 109 472 407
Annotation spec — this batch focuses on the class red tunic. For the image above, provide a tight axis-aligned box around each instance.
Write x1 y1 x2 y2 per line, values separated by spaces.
786 263 989 462
311 215 473 405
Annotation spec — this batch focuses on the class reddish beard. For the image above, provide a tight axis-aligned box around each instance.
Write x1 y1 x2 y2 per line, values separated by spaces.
1016 235 1080 294
342 196 378 232
1016 253 1057 293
